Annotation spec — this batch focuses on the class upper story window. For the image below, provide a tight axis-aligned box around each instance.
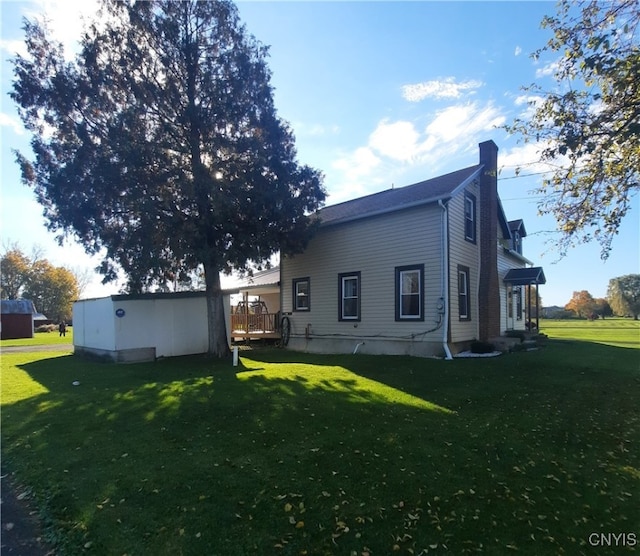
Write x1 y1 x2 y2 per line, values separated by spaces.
512 231 522 254
458 265 471 321
464 192 476 243
293 277 310 311
395 264 424 321
339 272 361 321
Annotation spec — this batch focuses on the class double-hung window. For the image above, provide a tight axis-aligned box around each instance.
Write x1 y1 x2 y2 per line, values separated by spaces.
395 265 424 321
464 192 476 243
293 277 310 311
339 272 361 321
458 265 471 321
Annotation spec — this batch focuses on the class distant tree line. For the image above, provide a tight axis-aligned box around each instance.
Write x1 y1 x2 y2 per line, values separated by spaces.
545 274 640 320
0 245 80 322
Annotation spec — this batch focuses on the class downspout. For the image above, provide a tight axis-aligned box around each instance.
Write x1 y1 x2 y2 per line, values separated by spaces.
439 200 453 360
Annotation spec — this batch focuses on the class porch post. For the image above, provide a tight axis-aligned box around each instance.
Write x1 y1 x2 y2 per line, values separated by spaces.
536 284 540 330
243 291 249 333
527 283 532 331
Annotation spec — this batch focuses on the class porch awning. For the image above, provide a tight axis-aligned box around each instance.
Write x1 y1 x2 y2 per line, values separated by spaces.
503 267 546 286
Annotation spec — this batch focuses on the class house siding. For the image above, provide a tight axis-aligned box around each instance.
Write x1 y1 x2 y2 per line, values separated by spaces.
447 180 481 346
497 248 527 333
282 203 446 356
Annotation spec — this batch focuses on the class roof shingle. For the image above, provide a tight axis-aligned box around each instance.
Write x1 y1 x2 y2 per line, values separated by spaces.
317 165 483 226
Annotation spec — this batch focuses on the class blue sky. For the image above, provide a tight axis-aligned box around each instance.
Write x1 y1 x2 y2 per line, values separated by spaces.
1 1 638 306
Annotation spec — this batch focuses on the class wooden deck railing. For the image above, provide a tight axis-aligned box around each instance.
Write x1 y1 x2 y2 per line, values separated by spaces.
231 312 279 333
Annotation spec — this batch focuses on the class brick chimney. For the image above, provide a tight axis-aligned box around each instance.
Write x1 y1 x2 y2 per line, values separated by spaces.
478 140 500 342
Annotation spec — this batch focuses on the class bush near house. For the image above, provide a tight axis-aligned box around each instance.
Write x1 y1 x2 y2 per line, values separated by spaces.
1 323 638 555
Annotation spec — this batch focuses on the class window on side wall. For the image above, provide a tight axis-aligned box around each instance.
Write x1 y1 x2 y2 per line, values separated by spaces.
339 272 361 321
395 265 424 321
464 192 476 243
516 286 523 320
458 265 471 321
293 277 310 311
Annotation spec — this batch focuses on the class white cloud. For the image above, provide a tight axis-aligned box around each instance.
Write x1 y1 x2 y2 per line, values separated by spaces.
535 60 559 78
402 78 483 102
368 120 421 162
0 112 25 135
514 94 544 119
329 100 507 200
364 102 504 168
295 122 341 137
514 46 522 56
329 147 386 203
426 102 505 144
0 39 29 58
24 0 101 59
500 143 550 174
332 146 381 181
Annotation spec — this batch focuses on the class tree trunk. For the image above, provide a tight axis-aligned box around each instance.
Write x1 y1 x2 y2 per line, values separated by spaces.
203 258 230 358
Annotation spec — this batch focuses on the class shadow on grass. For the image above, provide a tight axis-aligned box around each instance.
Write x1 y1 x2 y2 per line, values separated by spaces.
1 341 638 555
3 351 459 553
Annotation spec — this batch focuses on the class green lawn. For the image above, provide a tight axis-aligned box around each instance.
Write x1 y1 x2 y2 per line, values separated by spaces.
540 318 640 349
1 327 638 555
1 328 73 347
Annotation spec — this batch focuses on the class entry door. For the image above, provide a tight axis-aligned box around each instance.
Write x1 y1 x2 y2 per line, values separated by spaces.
506 285 515 330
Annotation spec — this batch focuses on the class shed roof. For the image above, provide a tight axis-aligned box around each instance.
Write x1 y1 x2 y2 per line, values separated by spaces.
1 299 37 315
316 165 483 226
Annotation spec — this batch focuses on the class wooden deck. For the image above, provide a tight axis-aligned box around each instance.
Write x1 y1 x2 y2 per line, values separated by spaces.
231 312 281 341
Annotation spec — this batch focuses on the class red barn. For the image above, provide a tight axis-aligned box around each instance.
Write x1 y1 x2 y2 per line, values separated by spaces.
1 299 37 340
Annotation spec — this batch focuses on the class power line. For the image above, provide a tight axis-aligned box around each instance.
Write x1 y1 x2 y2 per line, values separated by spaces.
498 170 552 181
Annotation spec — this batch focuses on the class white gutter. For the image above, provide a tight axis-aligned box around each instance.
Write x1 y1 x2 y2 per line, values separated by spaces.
439 200 453 360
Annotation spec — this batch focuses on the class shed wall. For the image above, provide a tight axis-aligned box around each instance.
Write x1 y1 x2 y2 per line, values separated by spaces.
0 314 33 340
73 294 231 362
113 297 211 358
73 297 116 350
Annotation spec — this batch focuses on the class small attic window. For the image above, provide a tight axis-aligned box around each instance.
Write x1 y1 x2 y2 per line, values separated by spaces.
513 231 522 254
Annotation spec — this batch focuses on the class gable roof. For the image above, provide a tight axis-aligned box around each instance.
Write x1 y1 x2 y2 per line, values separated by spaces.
317 165 483 227
508 219 527 237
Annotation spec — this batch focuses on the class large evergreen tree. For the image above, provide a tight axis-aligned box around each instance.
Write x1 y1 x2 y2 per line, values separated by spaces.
11 0 325 357
506 0 639 259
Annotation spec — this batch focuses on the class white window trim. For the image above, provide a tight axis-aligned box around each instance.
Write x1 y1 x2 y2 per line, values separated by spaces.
339 272 360 321
293 278 310 311
396 265 424 321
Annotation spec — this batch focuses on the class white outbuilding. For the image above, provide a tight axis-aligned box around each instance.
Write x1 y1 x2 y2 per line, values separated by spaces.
73 291 232 363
